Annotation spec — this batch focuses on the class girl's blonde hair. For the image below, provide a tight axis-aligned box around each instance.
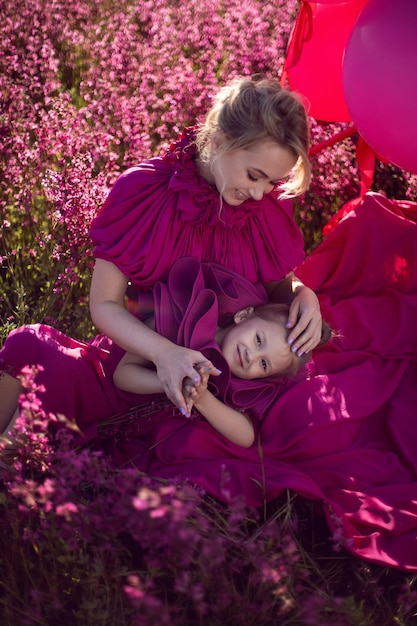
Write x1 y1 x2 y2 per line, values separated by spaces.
196 76 311 198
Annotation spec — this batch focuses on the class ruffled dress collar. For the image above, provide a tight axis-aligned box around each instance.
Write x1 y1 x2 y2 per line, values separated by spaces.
162 127 263 229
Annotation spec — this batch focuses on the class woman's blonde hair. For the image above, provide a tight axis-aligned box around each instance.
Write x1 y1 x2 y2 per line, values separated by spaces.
195 76 311 198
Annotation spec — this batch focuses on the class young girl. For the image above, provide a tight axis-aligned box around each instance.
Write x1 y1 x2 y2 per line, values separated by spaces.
113 302 332 447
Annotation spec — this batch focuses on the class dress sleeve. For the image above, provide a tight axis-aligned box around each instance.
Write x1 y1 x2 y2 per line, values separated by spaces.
90 159 175 288
249 195 306 284
90 156 306 289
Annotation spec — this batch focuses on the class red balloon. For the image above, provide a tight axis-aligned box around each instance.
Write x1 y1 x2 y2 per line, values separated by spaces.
284 0 368 122
343 0 417 173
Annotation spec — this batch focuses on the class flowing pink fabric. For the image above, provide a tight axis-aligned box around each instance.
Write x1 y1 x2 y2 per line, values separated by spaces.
2 176 417 570
100 193 417 571
0 324 142 444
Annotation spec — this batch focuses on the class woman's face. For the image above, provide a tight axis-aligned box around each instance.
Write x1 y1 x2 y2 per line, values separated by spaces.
217 309 293 379
209 139 297 206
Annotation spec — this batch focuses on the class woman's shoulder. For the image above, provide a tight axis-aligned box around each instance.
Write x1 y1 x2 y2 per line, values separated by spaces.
109 155 174 194
95 128 204 209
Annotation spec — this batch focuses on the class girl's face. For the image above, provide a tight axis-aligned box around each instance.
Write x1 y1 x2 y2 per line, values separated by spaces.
216 308 293 379
209 139 297 206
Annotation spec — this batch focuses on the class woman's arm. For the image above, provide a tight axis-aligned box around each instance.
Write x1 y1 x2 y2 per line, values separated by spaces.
90 259 216 411
265 272 322 355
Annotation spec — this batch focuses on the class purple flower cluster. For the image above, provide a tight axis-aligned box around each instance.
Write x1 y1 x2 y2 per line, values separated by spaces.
1 374 415 624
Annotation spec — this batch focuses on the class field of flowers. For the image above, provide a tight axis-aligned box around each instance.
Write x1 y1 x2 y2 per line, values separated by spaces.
1 0 417 624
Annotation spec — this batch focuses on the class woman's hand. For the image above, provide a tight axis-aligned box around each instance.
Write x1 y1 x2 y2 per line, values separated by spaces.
154 348 220 415
286 283 322 355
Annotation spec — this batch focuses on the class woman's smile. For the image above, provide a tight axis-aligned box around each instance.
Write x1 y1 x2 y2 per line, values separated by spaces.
235 189 248 202
209 140 297 207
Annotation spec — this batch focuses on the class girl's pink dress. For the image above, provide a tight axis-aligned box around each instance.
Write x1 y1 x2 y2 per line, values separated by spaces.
1 128 417 572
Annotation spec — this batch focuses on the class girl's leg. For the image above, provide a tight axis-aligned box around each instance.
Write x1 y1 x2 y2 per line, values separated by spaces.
0 372 22 434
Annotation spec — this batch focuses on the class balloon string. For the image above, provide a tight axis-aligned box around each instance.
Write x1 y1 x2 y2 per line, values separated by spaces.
309 125 357 157
355 137 373 194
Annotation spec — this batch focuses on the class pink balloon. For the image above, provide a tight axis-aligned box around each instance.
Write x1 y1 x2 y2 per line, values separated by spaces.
343 0 417 173
283 0 368 122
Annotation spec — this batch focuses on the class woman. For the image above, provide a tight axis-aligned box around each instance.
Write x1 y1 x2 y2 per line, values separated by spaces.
88 76 322 413
0 76 321 434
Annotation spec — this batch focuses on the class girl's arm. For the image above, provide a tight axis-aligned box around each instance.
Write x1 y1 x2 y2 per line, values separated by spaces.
113 351 164 395
193 390 255 448
265 272 322 355
89 258 217 412
184 369 254 447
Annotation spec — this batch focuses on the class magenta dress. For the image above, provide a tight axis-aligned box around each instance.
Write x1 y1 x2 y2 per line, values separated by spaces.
1 124 417 571
96 192 417 572
90 128 306 289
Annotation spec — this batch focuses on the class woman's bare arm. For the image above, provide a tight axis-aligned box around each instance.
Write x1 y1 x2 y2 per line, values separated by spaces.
90 259 217 411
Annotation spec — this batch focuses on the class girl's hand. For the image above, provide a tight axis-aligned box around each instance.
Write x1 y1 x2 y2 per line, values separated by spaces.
182 362 215 416
154 347 220 414
286 284 322 355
